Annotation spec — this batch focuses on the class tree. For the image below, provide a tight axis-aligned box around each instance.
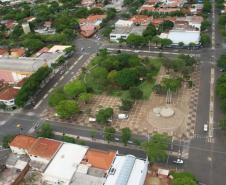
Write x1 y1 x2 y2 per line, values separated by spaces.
64 80 86 98
115 68 139 89
126 34 146 47
216 73 226 99
158 20 174 33
62 135 75 143
78 92 92 104
200 33 211 47
203 0 212 13
22 38 44 54
151 36 161 46
161 77 182 92
121 127 131 146
48 88 67 107
178 42 184 47
220 118 226 133
90 129 97 139
217 54 226 69
86 67 108 93
142 133 170 162
96 108 113 124
36 123 54 138
2 135 15 148
56 100 80 119
120 98 134 111
104 127 115 143
160 38 172 48
201 20 210 31
143 23 157 38
173 177 197 185
129 87 143 99
15 66 52 107
172 172 197 185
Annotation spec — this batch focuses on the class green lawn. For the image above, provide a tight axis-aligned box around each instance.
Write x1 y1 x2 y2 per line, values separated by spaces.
139 81 155 100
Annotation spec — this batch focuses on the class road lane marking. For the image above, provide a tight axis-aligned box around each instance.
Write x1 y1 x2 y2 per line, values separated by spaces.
34 99 43 110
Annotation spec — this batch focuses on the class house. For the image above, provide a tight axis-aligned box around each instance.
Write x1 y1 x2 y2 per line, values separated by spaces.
176 16 203 30
34 21 56 35
0 69 31 84
0 87 19 107
189 4 203 15
80 25 96 38
130 15 152 26
83 149 116 170
9 135 37 155
81 0 95 7
110 20 146 42
27 138 62 165
10 48 25 57
104 154 149 185
43 143 88 185
160 29 201 45
115 20 133 27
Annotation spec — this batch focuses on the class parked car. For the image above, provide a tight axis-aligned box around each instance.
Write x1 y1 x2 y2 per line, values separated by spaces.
89 117 96 122
219 68 225 72
114 137 120 142
204 124 208 132
117 114 129 120
173 159 184 164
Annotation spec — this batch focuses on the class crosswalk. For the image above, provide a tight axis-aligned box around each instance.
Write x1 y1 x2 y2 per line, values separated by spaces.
191 134 215 143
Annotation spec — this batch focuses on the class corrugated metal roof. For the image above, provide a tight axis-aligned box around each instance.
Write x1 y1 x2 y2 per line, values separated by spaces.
115 155 136 185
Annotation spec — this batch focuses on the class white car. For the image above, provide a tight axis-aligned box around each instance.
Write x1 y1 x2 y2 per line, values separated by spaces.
173 159 184 164
204 124 208 132
89 117 96 122
114 137 120 142
118 114 129 120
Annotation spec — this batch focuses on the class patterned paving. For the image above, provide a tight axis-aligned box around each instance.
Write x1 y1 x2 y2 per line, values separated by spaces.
185 65 200 139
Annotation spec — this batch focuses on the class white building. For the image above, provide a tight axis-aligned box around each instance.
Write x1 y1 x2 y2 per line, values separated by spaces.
43 143 89 185
110 19 146 42
104 155 149 185
115 20 133 28
22 22 31 34
160 29 201 45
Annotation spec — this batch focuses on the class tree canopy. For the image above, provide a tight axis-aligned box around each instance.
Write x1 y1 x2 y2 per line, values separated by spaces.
143 133 170 162
104 127 116 143
36 123 54 138
121 127 132 146
217 55 226 69
96 107 113 124
56 100 80 119
172 172 197 185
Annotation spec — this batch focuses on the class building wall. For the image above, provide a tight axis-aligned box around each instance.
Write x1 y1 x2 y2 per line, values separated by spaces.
10 146 27 155
29 155 49 164
110 33 129 42
137 158 149 185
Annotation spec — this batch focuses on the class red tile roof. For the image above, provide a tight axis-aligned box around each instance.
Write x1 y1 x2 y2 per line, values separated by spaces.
0 87 18 100
28 138 62 160
130 15 152 25
0 48 7 56
0 70 15 83
10 135 37 150
84 149 116 170
80 25 96 38
10 48 25 57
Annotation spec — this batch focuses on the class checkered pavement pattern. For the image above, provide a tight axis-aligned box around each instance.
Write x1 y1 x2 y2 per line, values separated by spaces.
185 65 200 139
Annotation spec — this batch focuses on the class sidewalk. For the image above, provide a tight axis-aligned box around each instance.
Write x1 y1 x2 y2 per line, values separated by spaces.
54 131 185 158
54 131 143 151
